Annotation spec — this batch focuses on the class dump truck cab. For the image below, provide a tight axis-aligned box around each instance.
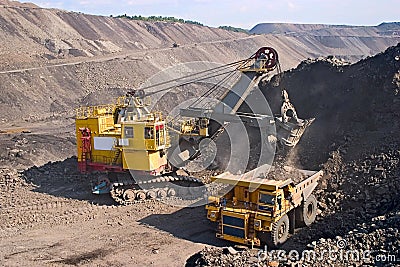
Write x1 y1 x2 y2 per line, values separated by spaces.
206 164 322 247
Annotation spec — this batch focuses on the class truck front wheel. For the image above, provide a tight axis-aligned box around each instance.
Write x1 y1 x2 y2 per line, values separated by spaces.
296 194 317 227
262 214 289 248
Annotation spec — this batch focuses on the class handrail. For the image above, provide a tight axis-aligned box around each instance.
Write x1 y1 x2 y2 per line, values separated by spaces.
76 96 128 119
76 104 115 119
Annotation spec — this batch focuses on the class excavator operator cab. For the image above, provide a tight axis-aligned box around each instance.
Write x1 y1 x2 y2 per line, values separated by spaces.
180 118 209 137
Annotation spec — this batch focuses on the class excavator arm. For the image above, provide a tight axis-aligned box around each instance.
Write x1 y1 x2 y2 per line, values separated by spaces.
170 47 313 167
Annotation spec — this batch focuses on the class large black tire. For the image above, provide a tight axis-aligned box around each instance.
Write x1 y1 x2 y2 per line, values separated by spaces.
263 214 289 248
296 194 317 227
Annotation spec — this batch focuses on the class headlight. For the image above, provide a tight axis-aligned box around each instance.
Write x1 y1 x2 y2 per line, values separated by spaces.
254 219 261 228
208 196 220 205
210 211 217 218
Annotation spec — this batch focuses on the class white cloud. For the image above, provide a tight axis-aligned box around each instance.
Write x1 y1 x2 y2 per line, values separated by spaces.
34 1 64 8
287 1 295 9
126 0 176 5
238 5 249 13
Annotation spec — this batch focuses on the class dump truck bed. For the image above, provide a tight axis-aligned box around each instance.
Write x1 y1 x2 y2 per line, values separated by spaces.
211 164 322 194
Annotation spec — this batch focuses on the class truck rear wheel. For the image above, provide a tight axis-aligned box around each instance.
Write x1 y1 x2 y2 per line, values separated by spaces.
296 194 317 227
263 214 289 248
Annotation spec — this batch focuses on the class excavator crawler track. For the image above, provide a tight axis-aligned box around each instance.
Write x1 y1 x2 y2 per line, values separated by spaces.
110 175 205 205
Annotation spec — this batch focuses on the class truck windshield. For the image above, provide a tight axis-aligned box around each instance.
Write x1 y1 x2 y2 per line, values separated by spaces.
259 193 275 205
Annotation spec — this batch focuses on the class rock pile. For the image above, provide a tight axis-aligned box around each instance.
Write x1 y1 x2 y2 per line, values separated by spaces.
0 133 76 169
187 148 400 266
186 246 260 267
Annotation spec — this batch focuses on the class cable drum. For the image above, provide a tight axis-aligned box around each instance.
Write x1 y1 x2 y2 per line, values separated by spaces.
253 47 279 69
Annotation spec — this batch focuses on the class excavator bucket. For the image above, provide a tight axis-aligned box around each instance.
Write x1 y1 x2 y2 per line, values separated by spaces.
275 117 314 147
274 90 314 147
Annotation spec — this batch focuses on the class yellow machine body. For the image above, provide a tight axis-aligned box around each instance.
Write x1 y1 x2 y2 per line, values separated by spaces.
180 118 209 137
206 166 322 246
75 96 169 174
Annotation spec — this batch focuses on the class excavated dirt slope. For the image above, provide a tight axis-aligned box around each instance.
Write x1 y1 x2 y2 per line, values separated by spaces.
250 22 400 36
263 44 400 168
0 0 399 124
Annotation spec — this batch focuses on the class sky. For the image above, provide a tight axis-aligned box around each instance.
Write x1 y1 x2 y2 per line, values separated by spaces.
25 0 399 29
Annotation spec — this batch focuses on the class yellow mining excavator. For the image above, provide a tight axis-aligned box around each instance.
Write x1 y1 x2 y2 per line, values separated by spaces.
75 47 314 205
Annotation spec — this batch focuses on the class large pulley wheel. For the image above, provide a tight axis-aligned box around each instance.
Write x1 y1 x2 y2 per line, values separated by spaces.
253 47 278 69
296 194 317 227
264 214 289 248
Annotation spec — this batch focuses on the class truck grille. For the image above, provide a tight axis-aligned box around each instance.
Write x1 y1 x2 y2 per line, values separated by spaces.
223 215 244 228
223 226 245 238
222 215 245 238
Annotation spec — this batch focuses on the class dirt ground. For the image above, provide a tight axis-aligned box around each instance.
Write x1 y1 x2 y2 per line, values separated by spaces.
0 121 235 266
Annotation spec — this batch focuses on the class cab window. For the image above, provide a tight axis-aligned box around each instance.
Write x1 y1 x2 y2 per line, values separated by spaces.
124 126 133 138
259 193 275 205
277 194 282 210
144 127 154 139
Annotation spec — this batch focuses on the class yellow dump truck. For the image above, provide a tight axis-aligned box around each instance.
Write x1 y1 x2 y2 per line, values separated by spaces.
206 164 323 247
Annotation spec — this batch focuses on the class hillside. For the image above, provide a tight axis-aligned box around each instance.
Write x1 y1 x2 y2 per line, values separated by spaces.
250 22 400 35
250 22 400 59
0 1 399 124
